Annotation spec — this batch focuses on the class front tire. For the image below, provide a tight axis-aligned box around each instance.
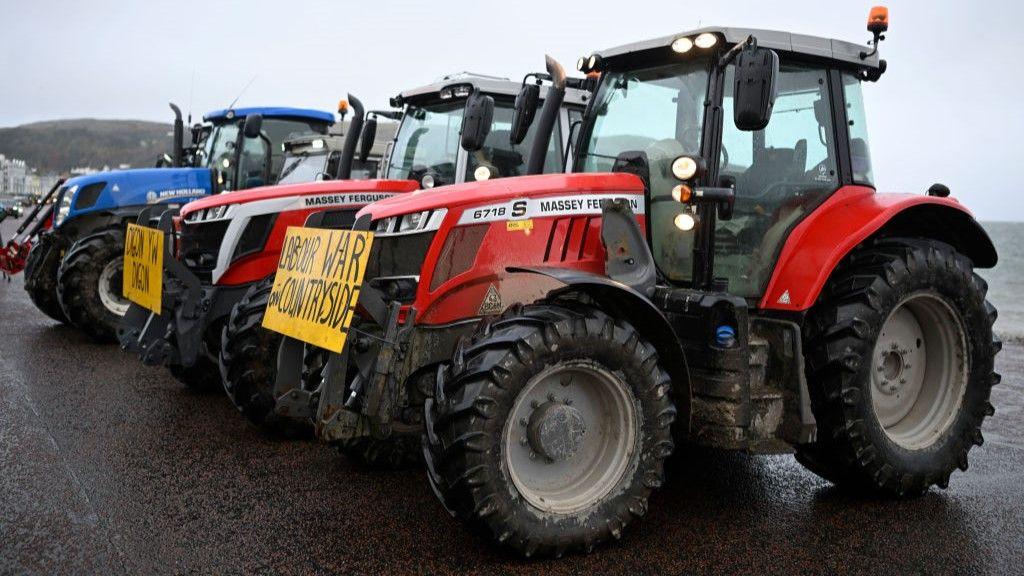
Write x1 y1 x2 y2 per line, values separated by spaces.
23 233 68 324
424 303 676 557
797 238 1000 497
220 276 290 429
57 228 129 342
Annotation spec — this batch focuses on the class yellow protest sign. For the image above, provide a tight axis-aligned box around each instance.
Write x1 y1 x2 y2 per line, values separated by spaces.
123 223 164 314
262 227 374 353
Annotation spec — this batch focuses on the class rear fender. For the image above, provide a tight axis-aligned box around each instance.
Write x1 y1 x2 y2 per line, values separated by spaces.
761 187 997 311
509 265 691 429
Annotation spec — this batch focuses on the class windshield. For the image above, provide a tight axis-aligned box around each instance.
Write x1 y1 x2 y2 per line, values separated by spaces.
201 118 331 190
579 60 711 281
278 153 329 185
385 102 463 183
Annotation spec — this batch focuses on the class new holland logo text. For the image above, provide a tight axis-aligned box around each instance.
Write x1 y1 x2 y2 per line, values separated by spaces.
146 188 206 204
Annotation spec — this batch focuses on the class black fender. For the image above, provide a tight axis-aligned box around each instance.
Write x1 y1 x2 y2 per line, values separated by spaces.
509 265 691 429
873 203 997 268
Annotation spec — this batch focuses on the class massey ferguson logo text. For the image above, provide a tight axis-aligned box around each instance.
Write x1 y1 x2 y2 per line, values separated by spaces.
457 193 645 225
302 193 395 207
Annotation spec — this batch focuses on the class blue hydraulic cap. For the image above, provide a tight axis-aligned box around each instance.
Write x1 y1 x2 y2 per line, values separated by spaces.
203 106 335 124
715 325 737 348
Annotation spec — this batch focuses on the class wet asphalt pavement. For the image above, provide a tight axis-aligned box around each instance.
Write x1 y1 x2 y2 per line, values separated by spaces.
2 251 1023 575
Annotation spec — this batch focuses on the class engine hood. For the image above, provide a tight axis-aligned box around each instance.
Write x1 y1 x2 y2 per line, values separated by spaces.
357 173 645 220
180 179 420 218
60 168 213 225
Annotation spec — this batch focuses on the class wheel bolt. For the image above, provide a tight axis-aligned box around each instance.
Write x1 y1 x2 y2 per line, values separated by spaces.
519 436 528 446
530 400 540 409
529 451 537 460
547 393 556 402
519 418 528 427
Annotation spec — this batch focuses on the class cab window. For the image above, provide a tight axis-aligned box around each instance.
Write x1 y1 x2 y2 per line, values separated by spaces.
843 73 874 185
714 63 839 297
466 104 561 181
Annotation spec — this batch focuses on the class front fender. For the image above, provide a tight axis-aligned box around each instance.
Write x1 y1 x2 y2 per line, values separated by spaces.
761 186 997 312
509 265 691 429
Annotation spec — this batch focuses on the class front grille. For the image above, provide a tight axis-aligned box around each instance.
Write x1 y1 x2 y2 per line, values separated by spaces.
179 220 230 282
365 231 435 282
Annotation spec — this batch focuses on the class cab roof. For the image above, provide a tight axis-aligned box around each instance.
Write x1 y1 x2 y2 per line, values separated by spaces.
202 106 336 124
598 26 881 70
395 72 590 108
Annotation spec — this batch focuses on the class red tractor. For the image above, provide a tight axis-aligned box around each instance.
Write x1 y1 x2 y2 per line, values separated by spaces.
275 12 1001 557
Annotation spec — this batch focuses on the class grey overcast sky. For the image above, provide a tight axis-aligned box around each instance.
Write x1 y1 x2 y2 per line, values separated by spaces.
1 0 1021 220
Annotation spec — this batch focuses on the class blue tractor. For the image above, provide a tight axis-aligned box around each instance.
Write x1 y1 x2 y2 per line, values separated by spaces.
22 104 336 341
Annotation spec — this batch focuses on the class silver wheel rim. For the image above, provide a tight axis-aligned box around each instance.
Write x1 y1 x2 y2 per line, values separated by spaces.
502 361 638 514
870 293 968 450
98 257 130 316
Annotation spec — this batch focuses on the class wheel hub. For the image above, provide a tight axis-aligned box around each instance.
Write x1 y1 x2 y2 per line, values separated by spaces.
503 362 638 514
869 293 968 450
527 401 586 462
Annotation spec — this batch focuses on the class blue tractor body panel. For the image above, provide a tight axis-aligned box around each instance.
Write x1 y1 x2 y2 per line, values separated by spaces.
203 106 336 124
56 168 213 228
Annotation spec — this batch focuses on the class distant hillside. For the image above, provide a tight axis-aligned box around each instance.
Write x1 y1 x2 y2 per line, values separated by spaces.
0 119 173 173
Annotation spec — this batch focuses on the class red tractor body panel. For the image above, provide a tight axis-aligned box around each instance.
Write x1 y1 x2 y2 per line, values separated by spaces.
180 179 420 218
760 185 982 311
179 179 421 286
359 172 648 325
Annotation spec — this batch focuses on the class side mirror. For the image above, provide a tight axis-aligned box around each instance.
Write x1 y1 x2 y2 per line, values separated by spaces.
243 113 264 139
460 90 494 152
359 116 377 163
510 83 540 145
733 46 779 131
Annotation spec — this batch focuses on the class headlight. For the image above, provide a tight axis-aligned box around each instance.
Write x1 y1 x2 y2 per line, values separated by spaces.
473 166 492 181
671 156 701 180
694 33 718 49
374 208 447 236
671 37 694 53
55 186 76 225
183 204 233 223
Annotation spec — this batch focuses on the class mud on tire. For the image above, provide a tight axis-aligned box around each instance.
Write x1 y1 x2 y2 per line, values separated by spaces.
220 275 286 427
57 227 128 342
23 233 68 324
797 237 1000 497
423 303 676 557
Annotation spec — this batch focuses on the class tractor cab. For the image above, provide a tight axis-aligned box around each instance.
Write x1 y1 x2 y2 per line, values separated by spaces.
382 72 590 190
196 107 336 191
277 117 399 185
571 26 883 299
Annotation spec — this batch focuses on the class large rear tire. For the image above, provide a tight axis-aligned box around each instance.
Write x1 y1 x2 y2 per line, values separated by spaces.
23 234 68 324
797 238 1000 497
57 228 129 342
424 303 676 557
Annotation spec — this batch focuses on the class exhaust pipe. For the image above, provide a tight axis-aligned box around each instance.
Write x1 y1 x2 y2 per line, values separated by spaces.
169 103 184 167
526 55 566 175
337 94 365 180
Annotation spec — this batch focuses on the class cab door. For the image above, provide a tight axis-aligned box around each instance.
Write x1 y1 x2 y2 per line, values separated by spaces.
714 62 845 298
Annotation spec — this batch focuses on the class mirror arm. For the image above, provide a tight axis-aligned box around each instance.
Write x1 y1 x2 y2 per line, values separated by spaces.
718 35 756 68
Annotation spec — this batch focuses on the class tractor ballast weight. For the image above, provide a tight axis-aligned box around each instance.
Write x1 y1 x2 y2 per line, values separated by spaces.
285 17 1001 557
